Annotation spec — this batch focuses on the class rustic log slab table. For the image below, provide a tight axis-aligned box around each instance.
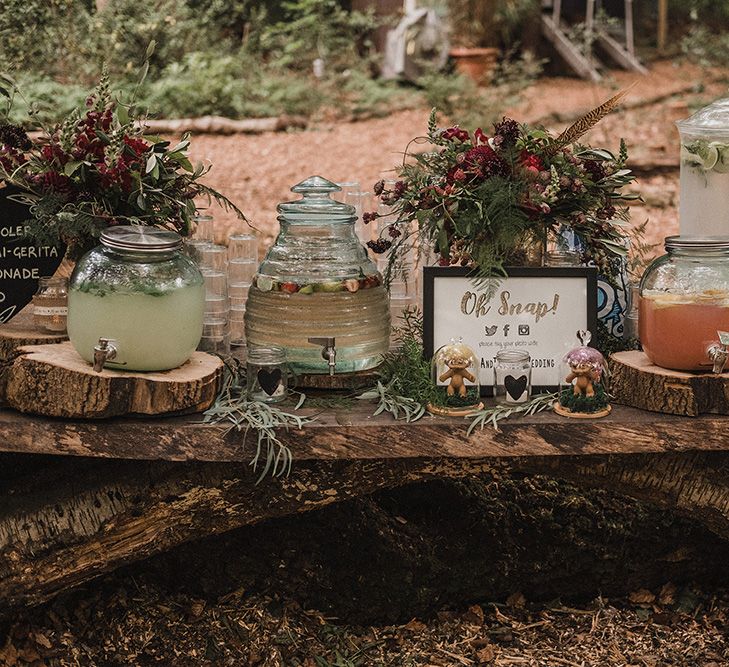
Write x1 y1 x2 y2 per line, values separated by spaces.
1 402 728 614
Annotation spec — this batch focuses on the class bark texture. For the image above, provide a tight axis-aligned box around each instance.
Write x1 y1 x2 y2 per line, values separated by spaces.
610 351 729 416
3 451 729 617
0 319 66 362
142 475 729 624
3 343 223 418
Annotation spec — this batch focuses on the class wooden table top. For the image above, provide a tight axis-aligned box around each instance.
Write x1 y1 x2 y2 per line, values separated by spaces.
0 401 726 464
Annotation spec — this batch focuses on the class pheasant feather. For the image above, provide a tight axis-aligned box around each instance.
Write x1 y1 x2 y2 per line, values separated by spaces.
550 84 635 152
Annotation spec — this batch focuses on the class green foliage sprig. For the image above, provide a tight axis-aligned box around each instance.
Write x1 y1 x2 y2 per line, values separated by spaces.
466 392 557 435
203 358 315 483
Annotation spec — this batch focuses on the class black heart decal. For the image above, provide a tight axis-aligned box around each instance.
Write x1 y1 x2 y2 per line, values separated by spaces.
0 184 65 323
258 368 283 396
504 374 528 401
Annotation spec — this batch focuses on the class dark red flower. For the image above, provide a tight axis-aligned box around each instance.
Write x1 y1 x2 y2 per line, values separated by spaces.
367 238 392 253
442 126 470 142
463 145 509 179
123 135 150 156
520 150 544 174
474 128 489 146
493 117 520 146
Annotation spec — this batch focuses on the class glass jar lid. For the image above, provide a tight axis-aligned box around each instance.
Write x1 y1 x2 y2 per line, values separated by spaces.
676 98 729 138
665 235 729 253
100 225 183 253
277 175 356 224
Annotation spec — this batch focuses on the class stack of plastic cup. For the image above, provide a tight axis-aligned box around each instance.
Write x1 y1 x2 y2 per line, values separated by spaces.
227 233 257 359
201 269 230 354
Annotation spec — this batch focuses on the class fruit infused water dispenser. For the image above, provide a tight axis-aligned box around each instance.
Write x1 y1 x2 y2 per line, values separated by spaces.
677 98 729 236
245 176 390 375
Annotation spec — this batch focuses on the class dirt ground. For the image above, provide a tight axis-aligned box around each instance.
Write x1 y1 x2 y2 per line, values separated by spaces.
191 60 727 258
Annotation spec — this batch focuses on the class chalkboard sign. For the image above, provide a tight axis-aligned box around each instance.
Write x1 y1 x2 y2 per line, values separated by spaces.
0 184 65 323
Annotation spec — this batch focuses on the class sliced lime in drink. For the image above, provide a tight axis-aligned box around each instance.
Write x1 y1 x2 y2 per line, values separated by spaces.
681 140 718 170
315 281 344 293
710 141 729 173
257 275 274 292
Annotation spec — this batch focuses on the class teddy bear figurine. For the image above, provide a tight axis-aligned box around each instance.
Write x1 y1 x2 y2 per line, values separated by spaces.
439 354 476 398
428 338 483 417
565 358 600 398
554 330 611 419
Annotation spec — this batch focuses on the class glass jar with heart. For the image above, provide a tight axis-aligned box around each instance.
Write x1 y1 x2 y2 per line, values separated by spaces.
493 350 532 405
246 345 288 403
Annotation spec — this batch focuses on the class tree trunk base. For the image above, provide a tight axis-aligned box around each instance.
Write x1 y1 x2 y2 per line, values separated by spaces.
3 342 223 418
610 351 729 416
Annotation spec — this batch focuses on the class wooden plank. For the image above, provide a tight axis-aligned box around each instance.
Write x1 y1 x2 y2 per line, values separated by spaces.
0 403 728 463
657 0 668 55
595 30 648 74
541 15 602 82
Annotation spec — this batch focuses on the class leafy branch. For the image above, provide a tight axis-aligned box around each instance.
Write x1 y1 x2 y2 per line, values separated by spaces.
357 380 425 423
466 392 557 435
203 358 316 483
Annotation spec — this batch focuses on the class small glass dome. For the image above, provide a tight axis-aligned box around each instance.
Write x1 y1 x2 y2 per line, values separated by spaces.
429 338 481 414
557 331 610 415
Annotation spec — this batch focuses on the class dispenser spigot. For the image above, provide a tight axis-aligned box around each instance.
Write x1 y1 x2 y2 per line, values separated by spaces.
308 337 337 376
93 338 118 373
708 331 729 374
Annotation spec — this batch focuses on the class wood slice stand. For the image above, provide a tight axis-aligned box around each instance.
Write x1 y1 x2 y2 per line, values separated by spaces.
0 309 67 361
295 368 381 391
610 350 729 416
2 342 224 419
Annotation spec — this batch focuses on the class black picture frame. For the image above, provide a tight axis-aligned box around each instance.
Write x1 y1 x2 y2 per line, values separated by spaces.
423 266 598 393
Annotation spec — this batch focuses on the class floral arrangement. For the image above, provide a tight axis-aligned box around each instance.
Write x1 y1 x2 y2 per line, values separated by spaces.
365 91 640 283
0 68 245 256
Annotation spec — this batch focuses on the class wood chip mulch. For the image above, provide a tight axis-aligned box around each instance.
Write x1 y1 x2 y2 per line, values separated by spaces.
1 581 727 666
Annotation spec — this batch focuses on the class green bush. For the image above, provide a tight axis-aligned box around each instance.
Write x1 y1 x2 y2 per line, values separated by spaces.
0 0 90 75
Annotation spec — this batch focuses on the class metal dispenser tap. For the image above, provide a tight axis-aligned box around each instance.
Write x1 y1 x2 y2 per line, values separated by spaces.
707 331 729 374
308 337 337 376
93 338 118 373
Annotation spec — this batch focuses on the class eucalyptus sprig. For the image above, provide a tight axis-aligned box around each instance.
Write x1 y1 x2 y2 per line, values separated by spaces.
358 380 426 423
203 358 315 483
466 392 557 435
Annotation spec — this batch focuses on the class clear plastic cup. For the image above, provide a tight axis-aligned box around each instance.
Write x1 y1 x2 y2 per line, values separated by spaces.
228 233 258 262
199 244 228 272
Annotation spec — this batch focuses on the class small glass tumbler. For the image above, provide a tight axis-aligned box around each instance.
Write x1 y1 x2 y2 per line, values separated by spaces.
493 349 532 405
247 345 288 403
199 244 228 272
198 318 230 355
228 257 257 286
192 214 214 243
203 269 229 318
332 181 360 203
228 233 258 262
229 307 247 360
32 276 68 333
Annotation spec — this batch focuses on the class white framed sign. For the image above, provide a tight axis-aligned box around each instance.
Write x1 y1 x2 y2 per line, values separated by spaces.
423 267 598 391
